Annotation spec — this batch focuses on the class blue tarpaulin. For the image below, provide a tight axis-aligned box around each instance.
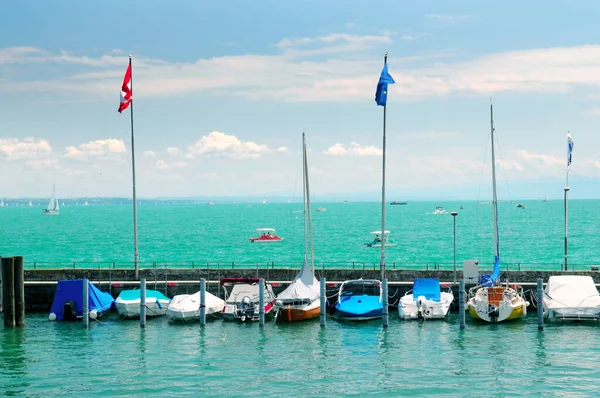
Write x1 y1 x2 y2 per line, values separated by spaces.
49 279 114 321
478 256 501 287
413 278 441 301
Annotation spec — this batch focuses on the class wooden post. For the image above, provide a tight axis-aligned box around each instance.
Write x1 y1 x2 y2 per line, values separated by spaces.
2 257 15 327
320 278 326 327
13 256 25 327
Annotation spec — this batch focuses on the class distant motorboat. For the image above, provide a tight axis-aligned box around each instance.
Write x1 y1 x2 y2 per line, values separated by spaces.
516 203 526 209
316 207 326 212
432 205 447 214
249 228 284 243
390 201 407 205
364 230 398 248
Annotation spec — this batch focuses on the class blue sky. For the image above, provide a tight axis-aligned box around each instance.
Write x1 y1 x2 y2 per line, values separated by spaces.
2 1 600 200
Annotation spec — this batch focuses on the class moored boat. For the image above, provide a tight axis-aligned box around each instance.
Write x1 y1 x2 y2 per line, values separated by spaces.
249 228 284 242
42 184 60 215
331 279 382 321
399 278 454 320
166 291 225 322
467 104 528 323
221 278 276 322
364 230 397 248
543 275 600 322
275 132 321 322
115 289 171 318
49 279 114 321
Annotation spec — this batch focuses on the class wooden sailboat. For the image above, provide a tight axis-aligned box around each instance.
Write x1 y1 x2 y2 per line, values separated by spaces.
467 104 528 323
274 132 321 322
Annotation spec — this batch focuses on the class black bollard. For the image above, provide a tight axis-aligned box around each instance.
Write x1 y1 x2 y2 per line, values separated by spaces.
13 256 25 327
2 257 15 327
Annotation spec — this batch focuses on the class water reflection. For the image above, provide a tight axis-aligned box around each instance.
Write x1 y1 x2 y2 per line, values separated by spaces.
0 328 30 396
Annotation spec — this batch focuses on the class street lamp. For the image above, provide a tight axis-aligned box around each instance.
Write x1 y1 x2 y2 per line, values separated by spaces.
451 211 458 283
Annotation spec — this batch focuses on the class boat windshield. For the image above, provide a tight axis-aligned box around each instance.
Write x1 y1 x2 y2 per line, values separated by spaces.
340 282 380 296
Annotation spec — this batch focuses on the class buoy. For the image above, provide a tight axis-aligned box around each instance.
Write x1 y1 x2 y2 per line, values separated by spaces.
49 313 57 321
89 310 98 320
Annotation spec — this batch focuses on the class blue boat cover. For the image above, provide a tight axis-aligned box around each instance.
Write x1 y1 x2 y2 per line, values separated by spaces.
413 278 441 301
336 295 382 318
50 279 114 320
479 256 501 287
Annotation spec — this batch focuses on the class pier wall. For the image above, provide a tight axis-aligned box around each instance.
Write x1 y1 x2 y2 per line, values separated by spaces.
20 268 600 312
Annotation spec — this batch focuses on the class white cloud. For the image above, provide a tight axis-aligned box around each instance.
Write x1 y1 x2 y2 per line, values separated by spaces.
188 131 269 159
155 160 169 170
277 146 288 153
0 138 52 161
64 139 126 161
166 147 181 156
425 14 471 25
154 160 189 170
516 149 564 167
143 150 156 157
324 142 382 156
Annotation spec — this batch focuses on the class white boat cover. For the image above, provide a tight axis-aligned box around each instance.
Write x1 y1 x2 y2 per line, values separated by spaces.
545 275 600 310
276 258 320 303
168 291 225 315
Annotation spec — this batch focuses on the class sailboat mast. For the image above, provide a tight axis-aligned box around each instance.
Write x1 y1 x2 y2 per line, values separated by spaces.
490 104 500 260
301 133 308 265
303 132 315 273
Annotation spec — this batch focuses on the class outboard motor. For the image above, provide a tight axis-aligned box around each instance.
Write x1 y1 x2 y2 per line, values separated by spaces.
239 296 252 322
63 300 78 321
416 296 426 321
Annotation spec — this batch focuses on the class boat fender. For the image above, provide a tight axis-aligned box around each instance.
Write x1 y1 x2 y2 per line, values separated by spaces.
89 310 98 320
275 300 283 307
156 299 163 310
49 313 57 321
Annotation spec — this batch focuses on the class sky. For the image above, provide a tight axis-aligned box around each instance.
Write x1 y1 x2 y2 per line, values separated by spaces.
2 0 600 200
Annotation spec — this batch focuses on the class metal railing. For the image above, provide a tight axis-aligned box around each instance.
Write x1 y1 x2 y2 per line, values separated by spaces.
23 260 599 272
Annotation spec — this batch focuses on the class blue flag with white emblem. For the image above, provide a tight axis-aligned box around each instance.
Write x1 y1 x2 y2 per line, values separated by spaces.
567 132 574 168
375 64 395 106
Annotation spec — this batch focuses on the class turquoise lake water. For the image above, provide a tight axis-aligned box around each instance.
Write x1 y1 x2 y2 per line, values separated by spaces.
2 201 600 396
2 313 600 396
0 200 598 270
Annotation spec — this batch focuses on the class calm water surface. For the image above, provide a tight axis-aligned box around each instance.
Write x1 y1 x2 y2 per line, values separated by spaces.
1 314 600 396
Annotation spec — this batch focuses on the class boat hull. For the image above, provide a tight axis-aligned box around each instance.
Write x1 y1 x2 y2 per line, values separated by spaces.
276 299 320 322
222 301 275 322
544 308 600 322
467 286 528 323
166 292 224 322
333 308 382 321
399 292 454 320
115 299 170 318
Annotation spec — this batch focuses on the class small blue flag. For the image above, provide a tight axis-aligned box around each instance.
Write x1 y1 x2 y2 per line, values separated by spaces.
567 132 574 167
375 63 395 106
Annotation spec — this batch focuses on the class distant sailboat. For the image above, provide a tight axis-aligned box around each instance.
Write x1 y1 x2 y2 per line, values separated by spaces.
542 193 548 202
28 201 32 207
42 185 60 215
0 199 4 207
83 201 89 206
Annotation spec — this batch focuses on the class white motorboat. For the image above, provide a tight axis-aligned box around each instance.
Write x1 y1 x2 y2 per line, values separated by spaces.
221 278 276 322
399 278 454 320
115 289 171 318
364 230 398 247
543 275 600 321
166 290 225 322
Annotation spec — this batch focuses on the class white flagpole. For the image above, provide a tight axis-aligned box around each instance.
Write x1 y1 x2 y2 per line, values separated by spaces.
129 55 140 279
380 52 388 281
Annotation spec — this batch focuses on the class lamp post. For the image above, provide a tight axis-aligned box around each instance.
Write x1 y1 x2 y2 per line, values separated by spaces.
451 211 458 283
